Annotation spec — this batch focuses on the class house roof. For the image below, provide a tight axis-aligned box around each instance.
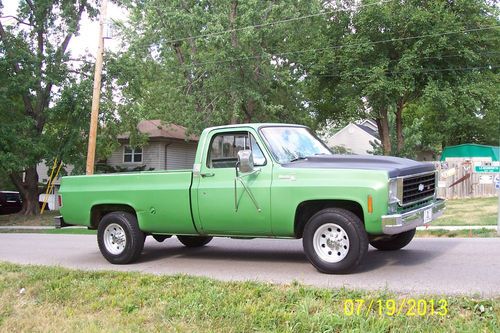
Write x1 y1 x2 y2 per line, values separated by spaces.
355 124 380 139
118 120 198 141
358 119 378 130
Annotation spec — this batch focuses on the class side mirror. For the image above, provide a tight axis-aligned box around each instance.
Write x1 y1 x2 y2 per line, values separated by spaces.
237 150 254 173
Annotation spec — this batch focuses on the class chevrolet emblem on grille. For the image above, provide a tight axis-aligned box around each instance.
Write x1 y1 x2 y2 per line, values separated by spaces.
418 184 425 192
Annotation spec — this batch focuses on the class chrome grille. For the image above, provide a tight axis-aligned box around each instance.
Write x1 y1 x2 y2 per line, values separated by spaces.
402 172 435 205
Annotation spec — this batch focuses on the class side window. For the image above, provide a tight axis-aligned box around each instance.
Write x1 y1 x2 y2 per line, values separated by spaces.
124 146 143 163
207 132 266 168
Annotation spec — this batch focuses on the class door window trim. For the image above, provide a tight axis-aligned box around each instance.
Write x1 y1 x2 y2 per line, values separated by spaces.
205 131 267 169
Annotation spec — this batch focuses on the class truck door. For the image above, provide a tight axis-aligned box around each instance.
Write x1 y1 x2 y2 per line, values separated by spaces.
194 130 272 235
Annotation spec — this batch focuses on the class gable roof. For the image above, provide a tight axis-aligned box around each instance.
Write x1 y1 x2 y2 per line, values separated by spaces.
118 120 198 141
354 124 380 139
358 119 378 131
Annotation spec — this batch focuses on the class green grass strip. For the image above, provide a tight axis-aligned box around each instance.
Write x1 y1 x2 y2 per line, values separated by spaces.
0 262 498 332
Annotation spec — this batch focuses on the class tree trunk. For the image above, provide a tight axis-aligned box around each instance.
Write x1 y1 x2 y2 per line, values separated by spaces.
395 99 405 154
376 108 392 155
10 166 40 216
244 100 254 123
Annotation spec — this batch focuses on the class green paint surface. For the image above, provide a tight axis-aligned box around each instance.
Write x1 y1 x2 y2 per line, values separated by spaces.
60 124 437 238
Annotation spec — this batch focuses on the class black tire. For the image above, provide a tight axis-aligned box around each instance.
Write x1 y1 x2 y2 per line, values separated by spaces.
302 208 368 274
369 229 416 251
97 211 145 264
177 235 213 248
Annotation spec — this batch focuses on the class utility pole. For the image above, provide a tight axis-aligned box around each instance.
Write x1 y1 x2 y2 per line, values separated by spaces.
86 0 108 175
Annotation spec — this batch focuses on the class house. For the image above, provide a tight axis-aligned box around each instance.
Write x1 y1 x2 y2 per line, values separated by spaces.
106 120 199 171
323 120 380 155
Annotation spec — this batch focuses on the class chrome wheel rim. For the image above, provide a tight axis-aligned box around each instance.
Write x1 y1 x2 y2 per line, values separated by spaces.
313 223 350 263
104 223 126 255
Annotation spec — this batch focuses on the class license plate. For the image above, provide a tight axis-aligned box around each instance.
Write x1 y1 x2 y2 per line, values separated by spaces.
423 208 432 224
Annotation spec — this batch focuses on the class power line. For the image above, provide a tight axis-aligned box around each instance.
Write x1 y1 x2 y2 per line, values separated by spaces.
159 0 393 45
186 25 500 68
312 65 499 78
299 50 500 73
159 65 499 92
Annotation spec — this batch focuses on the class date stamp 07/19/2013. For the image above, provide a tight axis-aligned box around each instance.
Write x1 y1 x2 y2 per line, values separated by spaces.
343 298 448 317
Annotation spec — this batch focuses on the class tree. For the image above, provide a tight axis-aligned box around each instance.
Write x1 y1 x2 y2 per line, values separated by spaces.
0 0 98 215
415 72 500 148
303 0 499 155
110 0 325 134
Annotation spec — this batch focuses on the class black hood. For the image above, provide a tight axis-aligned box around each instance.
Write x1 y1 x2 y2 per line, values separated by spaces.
282 155 435 178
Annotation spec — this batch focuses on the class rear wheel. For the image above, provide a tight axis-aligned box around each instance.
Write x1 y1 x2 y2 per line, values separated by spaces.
303 208 368 274
369 229 416 251
177 235 213 247
97 211 145 264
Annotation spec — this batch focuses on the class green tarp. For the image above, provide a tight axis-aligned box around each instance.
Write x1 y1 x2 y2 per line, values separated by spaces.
440 144 500 161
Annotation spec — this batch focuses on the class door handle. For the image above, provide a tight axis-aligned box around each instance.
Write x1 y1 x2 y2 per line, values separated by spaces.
201 172 215 178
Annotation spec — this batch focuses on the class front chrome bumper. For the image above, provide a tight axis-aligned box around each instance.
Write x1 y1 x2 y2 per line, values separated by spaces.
381 199 446 235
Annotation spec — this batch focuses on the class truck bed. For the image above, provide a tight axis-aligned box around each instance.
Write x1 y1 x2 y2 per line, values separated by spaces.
59 170 197 234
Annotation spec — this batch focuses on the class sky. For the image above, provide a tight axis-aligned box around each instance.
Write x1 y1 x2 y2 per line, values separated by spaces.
1 0 127 57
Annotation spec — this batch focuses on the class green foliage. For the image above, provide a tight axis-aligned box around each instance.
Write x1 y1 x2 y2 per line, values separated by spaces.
418 73 500 147
330 145 353 155
0 1 101 212
302 0 499 155
110 0 323 134
94 163 154 174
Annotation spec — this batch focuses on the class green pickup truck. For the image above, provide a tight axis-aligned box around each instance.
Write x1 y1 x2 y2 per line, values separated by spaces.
58 123 445 274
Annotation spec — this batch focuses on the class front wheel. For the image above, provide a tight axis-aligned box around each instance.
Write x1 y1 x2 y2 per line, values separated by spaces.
177 235 213 248
97 211 145 264
303 208 368 274
369 229 416 251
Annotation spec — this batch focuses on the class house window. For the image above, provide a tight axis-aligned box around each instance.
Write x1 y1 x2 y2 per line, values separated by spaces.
124 146 143 163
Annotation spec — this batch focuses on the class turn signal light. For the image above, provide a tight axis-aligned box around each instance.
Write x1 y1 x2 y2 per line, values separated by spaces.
368 195 373 214
58 195 63 207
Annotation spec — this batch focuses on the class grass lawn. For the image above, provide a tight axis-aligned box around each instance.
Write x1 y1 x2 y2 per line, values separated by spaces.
0 210 59 227
0 262 498 332
416 228 498 238
432 197 498 226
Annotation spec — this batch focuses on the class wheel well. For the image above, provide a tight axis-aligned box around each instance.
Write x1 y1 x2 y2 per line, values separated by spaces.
294 200 364 238
90 204 137 229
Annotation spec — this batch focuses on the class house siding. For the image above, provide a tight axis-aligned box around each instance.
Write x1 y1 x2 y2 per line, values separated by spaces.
166 142 197 170
107 141 197 171
108 142 165 170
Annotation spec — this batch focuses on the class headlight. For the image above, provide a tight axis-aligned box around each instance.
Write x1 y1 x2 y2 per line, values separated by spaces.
388 178 401 214
388 178 402 204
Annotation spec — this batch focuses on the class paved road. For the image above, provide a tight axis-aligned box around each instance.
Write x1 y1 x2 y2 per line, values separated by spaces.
0 234 499 296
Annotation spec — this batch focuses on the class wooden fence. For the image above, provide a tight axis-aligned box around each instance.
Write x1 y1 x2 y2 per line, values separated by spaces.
434 159 499 199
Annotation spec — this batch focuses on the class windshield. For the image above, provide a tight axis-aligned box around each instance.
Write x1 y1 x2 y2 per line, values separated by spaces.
260 126 332 164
